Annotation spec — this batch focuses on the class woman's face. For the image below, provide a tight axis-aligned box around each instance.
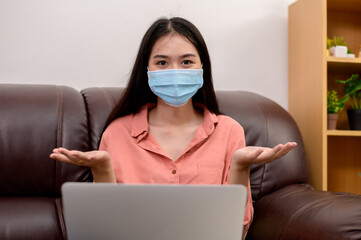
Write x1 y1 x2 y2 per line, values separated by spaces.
148 33 202 71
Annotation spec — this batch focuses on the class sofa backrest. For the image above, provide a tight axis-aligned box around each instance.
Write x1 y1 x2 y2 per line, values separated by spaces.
0 84 92 197
216 91 308 200
82 87 308 201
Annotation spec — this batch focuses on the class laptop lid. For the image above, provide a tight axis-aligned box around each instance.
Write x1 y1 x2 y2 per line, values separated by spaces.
61 182 247 240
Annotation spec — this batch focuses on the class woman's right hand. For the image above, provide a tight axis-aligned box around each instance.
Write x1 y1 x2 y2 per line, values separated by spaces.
50 148 116 183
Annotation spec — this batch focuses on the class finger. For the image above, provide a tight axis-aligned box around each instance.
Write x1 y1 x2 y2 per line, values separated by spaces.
57 148 83 159
56 148 88 164
268 144 284 160
272 142 297 160
50 153 75 164
270 144 287 160
51 148 83 164
255 144 286 164
52 148 61 154
248 142 298 164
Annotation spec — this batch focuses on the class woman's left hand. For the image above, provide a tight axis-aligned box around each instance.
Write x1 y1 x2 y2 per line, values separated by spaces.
232 142 297 167
228 142 297 185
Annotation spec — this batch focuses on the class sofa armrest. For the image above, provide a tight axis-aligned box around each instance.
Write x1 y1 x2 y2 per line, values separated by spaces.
246 184 361 240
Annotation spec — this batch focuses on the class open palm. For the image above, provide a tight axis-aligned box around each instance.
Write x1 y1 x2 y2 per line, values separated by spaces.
232 142 297 166
50 147 110 168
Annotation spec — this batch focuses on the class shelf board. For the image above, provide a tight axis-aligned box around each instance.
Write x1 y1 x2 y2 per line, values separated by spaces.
327 130 361 136
327 57 361 72
327 56 361 64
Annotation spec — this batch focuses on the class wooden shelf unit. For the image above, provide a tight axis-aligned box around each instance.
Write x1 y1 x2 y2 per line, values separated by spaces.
289 0 361 195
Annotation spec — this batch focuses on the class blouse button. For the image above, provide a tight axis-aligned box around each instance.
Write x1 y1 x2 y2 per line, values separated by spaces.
172 170 177 175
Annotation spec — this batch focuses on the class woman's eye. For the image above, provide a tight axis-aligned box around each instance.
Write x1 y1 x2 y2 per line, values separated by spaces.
182 60 192 65
157 61 167 66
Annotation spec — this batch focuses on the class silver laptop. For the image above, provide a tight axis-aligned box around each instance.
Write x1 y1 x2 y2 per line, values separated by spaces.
61 182 247 240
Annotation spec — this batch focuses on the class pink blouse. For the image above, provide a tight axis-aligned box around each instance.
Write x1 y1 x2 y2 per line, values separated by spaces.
99 104 254 233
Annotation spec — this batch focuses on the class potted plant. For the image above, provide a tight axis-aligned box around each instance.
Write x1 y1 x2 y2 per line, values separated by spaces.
346 49 355 58
336 74 361 130
328 36 348 57
327 90 347 130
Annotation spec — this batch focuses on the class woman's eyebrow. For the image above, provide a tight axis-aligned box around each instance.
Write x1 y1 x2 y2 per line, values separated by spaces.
152 53 197 59
180 53 197 58
152 55 168 59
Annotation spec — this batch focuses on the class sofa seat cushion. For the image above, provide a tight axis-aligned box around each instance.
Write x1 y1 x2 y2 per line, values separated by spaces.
247 184 361 240
0 197 66 240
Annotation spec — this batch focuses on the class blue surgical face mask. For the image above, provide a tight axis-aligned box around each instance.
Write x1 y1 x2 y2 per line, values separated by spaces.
147 68 203 107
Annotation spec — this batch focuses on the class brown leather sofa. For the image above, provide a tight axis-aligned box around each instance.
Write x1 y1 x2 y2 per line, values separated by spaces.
0 84 360 240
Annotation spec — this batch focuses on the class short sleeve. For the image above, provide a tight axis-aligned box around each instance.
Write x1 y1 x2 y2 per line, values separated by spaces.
98 130 108 151
223 119 253 237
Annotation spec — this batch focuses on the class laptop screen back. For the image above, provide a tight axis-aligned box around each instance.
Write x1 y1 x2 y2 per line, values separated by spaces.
62 182 247 240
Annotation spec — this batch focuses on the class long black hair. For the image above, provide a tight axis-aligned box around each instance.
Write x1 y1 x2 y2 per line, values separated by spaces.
105 17 220 128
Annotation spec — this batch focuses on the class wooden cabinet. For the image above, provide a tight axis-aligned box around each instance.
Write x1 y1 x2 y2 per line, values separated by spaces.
289 0 361 195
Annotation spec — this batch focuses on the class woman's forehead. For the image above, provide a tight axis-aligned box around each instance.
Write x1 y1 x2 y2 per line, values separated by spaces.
150 33 199 57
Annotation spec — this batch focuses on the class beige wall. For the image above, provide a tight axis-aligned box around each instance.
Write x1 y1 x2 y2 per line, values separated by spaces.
0 0 297 109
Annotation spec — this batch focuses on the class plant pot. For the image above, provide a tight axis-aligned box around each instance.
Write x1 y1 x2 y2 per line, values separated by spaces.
347 109 361 130
329 46 348 57
346 53 355 58
327 113 338 130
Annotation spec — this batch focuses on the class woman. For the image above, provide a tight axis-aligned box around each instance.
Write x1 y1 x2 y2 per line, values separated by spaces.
50 17 296 236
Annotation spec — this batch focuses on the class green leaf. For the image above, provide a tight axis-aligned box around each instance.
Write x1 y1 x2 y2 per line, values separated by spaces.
327 90 346 113
336 74 361 109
